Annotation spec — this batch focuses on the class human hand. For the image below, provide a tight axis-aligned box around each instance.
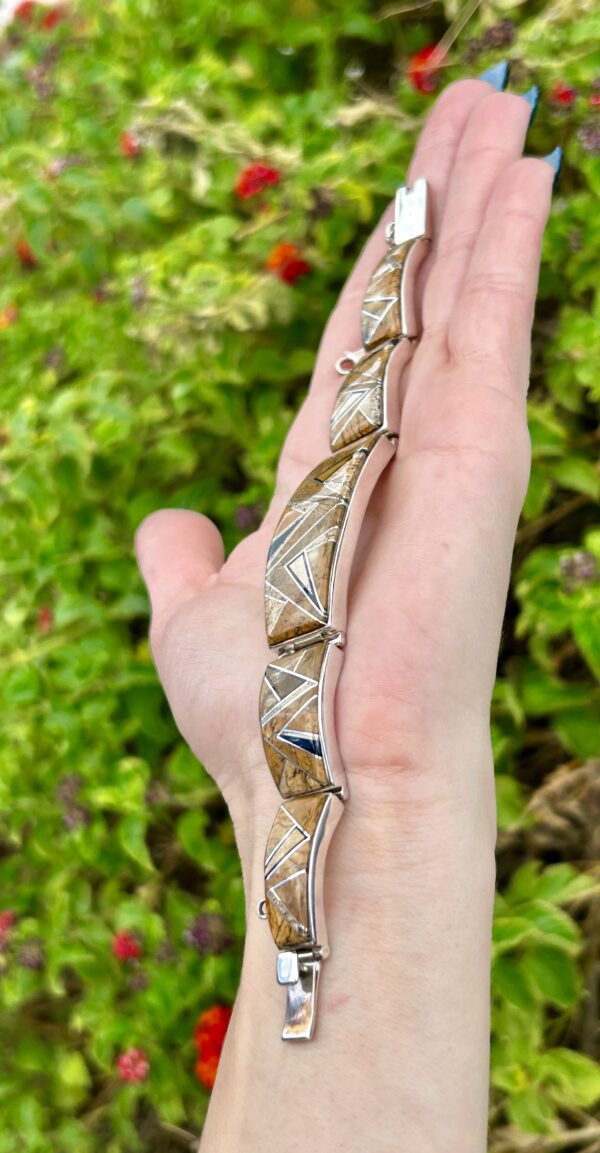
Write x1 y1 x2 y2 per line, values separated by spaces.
136 70 557 1153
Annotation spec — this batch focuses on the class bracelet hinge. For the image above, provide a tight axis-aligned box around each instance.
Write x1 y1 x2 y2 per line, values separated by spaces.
276 626 344 657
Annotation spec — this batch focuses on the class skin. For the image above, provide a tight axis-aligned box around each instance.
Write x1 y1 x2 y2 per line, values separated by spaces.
136 78 555 1153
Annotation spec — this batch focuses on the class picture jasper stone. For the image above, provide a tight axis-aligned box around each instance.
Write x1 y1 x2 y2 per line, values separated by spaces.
361 240 413 349
265 434 381 646
264 794 330 950
330 342 394 451
260 641 334 798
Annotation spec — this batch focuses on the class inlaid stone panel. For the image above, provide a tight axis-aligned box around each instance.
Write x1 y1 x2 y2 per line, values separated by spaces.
264 794 333 950
330 342 394 451
261 641 341 798
361 240 413 349
265 434 381 647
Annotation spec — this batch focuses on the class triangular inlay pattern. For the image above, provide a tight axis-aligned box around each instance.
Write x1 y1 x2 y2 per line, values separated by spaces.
330 343 394 451
265 435 380 646
260 642 331 797
361 240 412 349
264 795 328 949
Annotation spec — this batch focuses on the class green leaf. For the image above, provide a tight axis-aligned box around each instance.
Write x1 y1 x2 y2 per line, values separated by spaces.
516 901 581 951
15 1036 51 1074
176 810 209 861
117 815 155 872
538 1048 600 1107
493 956 539 1012
509 862 596 905
551 456 600 498
572 609 600 682
522 466 553 520
492 916 537 954
525 946 581 1008
555 707 600 758
508 1087 555 1134
56 1051 91 1089
3 666 42 706
495 775 527 829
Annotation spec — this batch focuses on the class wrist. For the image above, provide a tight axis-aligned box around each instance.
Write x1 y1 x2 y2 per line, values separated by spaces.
203 738 496 1153
241 718 497 912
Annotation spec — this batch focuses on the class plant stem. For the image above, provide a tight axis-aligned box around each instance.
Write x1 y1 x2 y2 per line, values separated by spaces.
516 495 591 544
158 1120 199 1148
492 1125 600 1153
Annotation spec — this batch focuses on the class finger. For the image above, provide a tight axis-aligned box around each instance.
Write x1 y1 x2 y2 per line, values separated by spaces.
350 153 553 722
341 77 493 308
267 78 495 518
422 90 534 340
135 509 224 647
449 156 554 390
392 157 553 521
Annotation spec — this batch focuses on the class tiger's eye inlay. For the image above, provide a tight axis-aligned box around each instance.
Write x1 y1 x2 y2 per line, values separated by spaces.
265 434 381 647
264 793 338 950
361 240 412 349
261 641 341 798
330 342 394 451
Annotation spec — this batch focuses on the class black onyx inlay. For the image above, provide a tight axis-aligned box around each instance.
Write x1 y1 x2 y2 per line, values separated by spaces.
278 730 323 758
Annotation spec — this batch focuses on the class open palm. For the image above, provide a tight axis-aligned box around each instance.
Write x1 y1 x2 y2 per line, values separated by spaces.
136 76 554 877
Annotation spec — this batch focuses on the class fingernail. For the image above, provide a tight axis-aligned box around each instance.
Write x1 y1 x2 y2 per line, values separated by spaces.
543 145 563 186
522 84 540 127
479 61 510 91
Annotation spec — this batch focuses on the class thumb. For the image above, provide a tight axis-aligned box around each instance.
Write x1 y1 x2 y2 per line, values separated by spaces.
135 508 224 648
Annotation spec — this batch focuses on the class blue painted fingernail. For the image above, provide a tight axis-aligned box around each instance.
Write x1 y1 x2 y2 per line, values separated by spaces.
522 84 540 126
479 61 510 91
543 145 563 186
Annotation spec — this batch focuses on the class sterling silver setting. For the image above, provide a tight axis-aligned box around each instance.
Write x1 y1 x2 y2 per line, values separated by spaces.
259 179 431 1040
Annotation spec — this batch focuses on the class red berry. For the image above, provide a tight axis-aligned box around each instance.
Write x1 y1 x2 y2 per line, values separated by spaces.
117 1047 149 1083
235 162 281 200
266 242 311 285
37 605 53 633
194 1005 232 1089
120 131 141 158
14 1 37 22
0 910 16 936
589 92 600 109
408 44 443 94
112 930 142 961
41 6 65 29
279 256 311 284
551 80 577 106
16 238 37 269
196 1054 220 1089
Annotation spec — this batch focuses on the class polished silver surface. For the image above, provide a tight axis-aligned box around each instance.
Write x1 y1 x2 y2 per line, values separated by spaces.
277 950 300 985
307 791 344 949
326 433 396 638
277 625 344 657
335 348 364 375
317 641 348 800
281 954 321 1041
389 176 431 246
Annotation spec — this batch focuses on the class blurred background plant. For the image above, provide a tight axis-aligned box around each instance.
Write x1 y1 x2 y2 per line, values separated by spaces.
0 0 598 1150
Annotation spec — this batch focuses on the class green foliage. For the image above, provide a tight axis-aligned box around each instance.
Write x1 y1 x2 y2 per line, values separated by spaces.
0 0 598 1149
492 864 600 1133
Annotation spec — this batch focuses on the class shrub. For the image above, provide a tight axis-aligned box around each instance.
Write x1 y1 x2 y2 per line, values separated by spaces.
0 1 598 1149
